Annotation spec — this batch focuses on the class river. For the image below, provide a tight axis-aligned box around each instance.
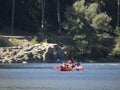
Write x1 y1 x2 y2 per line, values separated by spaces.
0 63 120 90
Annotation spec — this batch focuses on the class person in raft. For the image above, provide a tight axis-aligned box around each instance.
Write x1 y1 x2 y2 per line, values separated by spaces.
67 59 73 70
60 59 72 70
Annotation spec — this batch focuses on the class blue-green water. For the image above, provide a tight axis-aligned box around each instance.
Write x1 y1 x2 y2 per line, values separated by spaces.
0 63 120 90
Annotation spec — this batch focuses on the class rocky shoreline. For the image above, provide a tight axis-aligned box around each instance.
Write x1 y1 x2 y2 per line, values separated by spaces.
0 43 67 63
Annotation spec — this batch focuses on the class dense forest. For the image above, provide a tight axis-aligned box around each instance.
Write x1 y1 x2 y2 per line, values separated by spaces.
0 0 120 62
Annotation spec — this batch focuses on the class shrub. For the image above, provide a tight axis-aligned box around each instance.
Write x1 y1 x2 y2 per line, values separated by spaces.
30 36 38 45
114 27 120 36
110 48 120 58
110 36 120 58
8 38 21 46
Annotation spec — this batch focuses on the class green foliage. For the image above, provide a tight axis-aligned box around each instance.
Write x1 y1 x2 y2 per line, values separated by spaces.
91 13 111 32
62 0 112 59
8 38 21 46
63 0 86 33
114 27 120 36
115 37 120 45
110 36 120 58
85 3 99 22
73 34 88 53
73 0 86 15
30 36 38 45
36 27 53 44
110 48 120 58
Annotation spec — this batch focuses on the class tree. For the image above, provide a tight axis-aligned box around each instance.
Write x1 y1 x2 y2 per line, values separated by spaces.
41 0 45 28
63 0 111 57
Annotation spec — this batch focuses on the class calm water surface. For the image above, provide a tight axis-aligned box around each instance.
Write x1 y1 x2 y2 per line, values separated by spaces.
0 63 120 90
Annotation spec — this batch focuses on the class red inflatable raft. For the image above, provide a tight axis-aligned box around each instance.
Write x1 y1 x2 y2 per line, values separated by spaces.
60 64 84 71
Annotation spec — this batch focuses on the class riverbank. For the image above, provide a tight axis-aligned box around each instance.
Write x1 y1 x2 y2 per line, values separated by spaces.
0 35 120 63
